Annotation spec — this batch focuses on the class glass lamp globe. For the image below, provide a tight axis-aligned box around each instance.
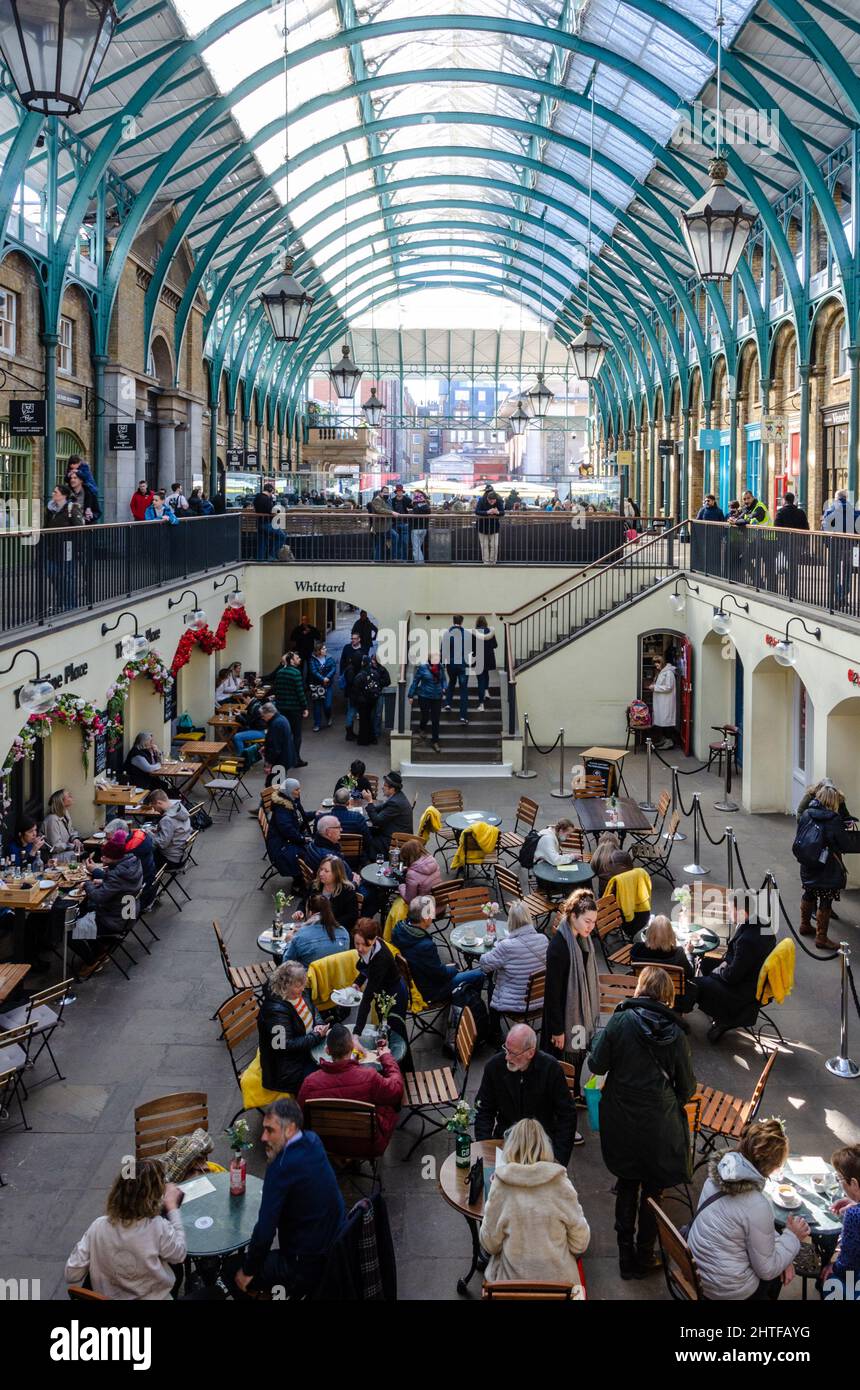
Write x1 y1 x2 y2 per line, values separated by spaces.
121 633 149 660
227 590 245 610
773 640 796 668
187 609 207 631
711 610 732 636
669 592 686 614
19 679 57 715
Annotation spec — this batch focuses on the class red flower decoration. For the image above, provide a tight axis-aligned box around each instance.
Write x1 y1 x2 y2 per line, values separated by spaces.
169 606 253 676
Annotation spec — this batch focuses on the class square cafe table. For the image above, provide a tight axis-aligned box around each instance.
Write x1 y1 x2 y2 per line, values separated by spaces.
0 963 30 1004
579 746 629 796
575 795 653 837
175 741 227 795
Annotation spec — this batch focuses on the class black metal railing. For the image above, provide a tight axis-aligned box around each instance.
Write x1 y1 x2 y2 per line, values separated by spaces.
0 514 242 641
689 520 860 621
241 509 672 566
506 521 683 673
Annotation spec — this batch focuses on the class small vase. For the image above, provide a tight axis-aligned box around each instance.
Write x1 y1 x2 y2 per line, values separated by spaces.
454 1130 472 1169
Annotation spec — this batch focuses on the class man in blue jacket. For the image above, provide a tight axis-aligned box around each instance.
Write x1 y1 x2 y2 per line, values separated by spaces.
695 494 725 522
230 1098 345 1298
325 787 371 856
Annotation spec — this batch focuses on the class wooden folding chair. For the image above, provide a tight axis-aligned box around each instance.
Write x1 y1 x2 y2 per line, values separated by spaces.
297 857 314 894
0 978 75 1084
390 831 417 851
498 969 546 1030
694 1052 777 1165
303 1098 380 1188
339 833 364 866
399 1007 477 1159
598 973 638 1016
629 789 671 846
631 960 687 1009
366 775 379 800
134 1091 209 1163
429 788 463 859
498 796 539 864
212 919 274 996
458 826 499 885
595 894 631 969
0 1024 35 1132
205 776 243 821
574 775 605 799
494 864 554 929
632 812 679 884
400 955 449 1046
424 878 467 958
482 1280 583 1300
649 1198 706 1300
160 831 199 910
448 885 492 940
215 988 262 1125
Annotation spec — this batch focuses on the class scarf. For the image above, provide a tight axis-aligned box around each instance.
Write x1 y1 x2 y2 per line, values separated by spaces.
559 920 600 1054
292 994 313 1033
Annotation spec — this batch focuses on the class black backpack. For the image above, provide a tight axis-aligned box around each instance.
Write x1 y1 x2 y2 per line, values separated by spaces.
518 829 540 870
792 815 827 868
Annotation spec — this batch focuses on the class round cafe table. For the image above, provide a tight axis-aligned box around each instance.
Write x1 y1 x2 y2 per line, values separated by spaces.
257 927 292 957
533 861 595 895
444 811 502 832
311 1030 407 1067
179 1170 264 1259
438 1139 502 1295
450 919 508 959
633 924 720 957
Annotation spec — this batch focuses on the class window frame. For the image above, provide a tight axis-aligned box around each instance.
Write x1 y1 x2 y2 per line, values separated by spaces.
0 287 17 356
57 314 74 377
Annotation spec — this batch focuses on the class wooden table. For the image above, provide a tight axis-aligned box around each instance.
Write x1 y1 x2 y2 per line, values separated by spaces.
208 716 240 736
174 741 227 795
575 796 654 837
579 746 629 796
438 1138 502 1295
94 785 147 811
0 963 30 1004
0 883 59 978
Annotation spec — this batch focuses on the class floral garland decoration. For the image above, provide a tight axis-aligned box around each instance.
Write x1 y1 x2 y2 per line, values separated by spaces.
105 652 174 750
170 605 253 677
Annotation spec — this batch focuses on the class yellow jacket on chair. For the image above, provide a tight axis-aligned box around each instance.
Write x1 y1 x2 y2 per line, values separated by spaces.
418 805 442 842
606 867 651 923
240 1050 292 1112
306 949 360 1012
757 937 795 1006
451 821 500 870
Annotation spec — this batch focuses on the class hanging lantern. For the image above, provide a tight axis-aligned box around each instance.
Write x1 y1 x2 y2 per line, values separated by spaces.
259 257 314 342
508 400 530 437
526 372 554 420
0 0 117 116
569 314 607 382
226 590 245 610
361 386 384 428
120 633 150 661
711 607 732 636
680 157 755 283
328 343 362 401
19 678 56 715
187 609 207 632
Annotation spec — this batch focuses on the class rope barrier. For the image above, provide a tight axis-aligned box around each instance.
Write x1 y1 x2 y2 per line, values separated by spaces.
772 883 839 962
651 744 711 776
523 720 563 757
847 961 860 1025
733 836 750 889
697 798 728 847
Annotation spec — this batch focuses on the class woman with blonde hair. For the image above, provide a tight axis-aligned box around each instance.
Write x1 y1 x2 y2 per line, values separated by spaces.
258 960 328 1094
588 831 621 896
65 1159 186 1299
479 1118 590 1290
480 900 547 1023
542 890 600 1129
589 965 696 1280
630 914 698 1012
42 787 84 860
795 780 854 949
688 1118 809 1300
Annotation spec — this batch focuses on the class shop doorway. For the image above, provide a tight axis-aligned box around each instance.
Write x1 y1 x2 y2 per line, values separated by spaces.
791 674 814 812
638 629 691 753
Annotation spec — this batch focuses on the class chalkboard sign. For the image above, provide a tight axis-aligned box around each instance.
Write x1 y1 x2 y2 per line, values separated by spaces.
163 682 177 725
93 731 108 778
583 756 616 796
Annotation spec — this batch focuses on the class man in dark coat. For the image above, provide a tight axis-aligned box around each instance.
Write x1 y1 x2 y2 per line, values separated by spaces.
773 492 809 530
695 894 775 1039
340 632 365 742
351 610 378 653
326 788 371 857
253 482 277 559
589 978 696 1277
773 491 809 595
474 1024 576 1166
363 771 413 856
260 702 296 785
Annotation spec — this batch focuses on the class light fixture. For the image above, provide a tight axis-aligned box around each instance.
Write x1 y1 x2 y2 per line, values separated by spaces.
669 576 700 614
258 0 313 341
0 0 117 116
361 385 385 428
214 574 245 609
569 72 607 381
101 610 150 660
329 343 362 401
679 0 755 282
711 592 749 635
0 647 56 715
168 589 206 630
527 372 554 419
508 399 531 437
772 616 821 668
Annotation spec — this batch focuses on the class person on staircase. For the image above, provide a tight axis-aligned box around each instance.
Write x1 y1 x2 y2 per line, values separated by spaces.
407 654 446 753
793 782 853 952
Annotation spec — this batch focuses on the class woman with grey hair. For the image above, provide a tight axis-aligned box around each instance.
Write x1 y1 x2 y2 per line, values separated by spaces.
122 731 169 793
258 961 329 1094
480 901 548 1024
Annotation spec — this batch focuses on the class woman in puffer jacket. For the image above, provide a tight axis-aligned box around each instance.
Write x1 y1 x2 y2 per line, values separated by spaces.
795 782 854 951
687 1119 809 1300
398 836 442 902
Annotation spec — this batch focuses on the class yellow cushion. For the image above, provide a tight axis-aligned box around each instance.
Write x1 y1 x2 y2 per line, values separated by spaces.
240 1050 292 1111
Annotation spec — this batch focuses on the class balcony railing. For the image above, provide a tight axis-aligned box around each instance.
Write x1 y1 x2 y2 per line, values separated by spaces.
0 515 242 643
241 509 672 566
689 520 860 621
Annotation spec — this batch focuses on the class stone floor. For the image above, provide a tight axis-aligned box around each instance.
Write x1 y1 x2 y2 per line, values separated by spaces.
1 707 858 1302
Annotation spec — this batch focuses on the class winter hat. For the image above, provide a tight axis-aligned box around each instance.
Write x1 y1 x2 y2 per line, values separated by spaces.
102 831 129 862
281 778 301 797
383 770 403 791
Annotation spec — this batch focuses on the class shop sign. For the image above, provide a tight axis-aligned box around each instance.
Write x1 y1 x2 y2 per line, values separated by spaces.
762 416 786 443
294 579 346 594
616 450 633 467
658 438 675 458
9 399 46 437
56 388 83 408
226 449 244 467
698 428 722 449
163 682 177 724
109 422 137 451
245 450 258 469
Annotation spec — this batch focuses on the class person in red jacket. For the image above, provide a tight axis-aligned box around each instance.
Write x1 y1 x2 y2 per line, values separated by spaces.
130 479 154 521
297 1023 403 1156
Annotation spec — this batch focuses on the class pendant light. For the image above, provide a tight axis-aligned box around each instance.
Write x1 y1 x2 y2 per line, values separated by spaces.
509 400 530 437
527 210 555 419
569 71 606 381
362 266 384 427
680 0 755 282
0 0 117 116
259 0 313 342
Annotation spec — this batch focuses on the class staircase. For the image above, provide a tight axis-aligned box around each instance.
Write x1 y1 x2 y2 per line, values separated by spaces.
506 522 683 675
408 680 503 765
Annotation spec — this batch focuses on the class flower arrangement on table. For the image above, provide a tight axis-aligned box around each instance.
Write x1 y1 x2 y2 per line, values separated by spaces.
225 1117 253 1154
373 991 404 1040
446 1100 477 1168
670 884 692 929
481 900 500 918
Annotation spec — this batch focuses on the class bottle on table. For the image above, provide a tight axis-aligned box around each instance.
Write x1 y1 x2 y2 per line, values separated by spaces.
229 1151 246 1197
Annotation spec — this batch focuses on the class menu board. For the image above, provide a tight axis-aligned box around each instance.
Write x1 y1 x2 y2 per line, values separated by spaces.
583 756 616 795
163 682 177 725
93 731 108 778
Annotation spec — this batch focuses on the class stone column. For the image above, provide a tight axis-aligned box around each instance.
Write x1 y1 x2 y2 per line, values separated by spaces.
158 419 177 491
102 369 140 521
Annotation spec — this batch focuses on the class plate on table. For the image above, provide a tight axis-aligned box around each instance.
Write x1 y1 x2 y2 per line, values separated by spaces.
92 832 105 840
38 880 55 890
459 935 483 948
331 987 362 1008
769 1182 802 1210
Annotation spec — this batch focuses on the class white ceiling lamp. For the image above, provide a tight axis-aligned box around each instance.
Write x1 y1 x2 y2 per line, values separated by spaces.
168 589 206 630
679 0 755 282
711 592 749 635
100 610 149 659
0 647 57 715
259 0 313 342
569 70 607 382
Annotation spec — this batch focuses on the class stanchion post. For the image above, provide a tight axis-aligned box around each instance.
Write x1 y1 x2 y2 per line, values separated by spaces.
726 829 734 891
683 794 708 875
639 738 657 812
550 727 569 798
825 944 860 1079
515 712 537 779
714 730 739 812
663 766 687 841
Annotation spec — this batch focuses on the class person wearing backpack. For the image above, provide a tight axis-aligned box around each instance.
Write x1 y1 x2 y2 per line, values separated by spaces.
351 655 385 747
794 783 854 950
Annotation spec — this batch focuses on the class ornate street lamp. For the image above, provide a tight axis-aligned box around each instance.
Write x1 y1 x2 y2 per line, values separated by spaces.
260 257 314 343
508 399 530 437
328 343 362 401
569 315 607 382
526 371 554 419
361 385 384 428
0 0 117 116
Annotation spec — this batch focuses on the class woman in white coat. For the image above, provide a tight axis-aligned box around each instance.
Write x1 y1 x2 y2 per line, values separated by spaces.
480 1118 590 1291
648 654 677 750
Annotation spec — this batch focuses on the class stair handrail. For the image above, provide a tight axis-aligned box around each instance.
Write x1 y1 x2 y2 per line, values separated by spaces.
500 518 686 625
